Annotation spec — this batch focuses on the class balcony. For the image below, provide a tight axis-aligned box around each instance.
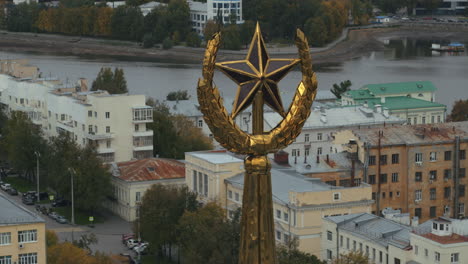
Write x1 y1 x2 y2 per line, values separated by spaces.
97 148 115 154
86 132 114 140
132 106 153 123
133 130 154 137
133 145 153 151
56 120 74 132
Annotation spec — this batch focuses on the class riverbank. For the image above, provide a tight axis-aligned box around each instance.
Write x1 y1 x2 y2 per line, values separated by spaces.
0 26 468 65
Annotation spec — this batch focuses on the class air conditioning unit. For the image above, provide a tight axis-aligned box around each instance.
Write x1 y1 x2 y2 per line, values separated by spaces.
19 243 24 249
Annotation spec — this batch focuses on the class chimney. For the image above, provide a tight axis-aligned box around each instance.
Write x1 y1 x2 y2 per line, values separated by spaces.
411 216 419 227
375 104 382 113
381 97 386 104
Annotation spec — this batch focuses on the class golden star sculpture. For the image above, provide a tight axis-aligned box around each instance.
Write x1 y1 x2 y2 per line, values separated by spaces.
197 23 317 264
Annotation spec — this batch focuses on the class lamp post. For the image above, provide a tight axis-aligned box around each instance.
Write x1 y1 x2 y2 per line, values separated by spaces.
68 168 76 225
34 151 40 202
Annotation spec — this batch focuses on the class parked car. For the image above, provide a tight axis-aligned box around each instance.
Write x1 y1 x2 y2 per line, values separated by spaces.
7 188 18 196
22 197 35 205
56 215 68 224
22 191 37 199
126 239 143 249
0 183 11 191
49 212 59 220
52 199 70 207
133 243 148 255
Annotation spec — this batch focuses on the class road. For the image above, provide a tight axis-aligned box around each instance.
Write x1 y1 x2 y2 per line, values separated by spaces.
0 188 134 257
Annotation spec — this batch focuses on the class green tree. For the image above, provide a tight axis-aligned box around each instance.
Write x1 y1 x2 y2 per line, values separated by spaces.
222 24 241 50
304 17 328 47
331 80 352 99
177 203 240 264
162 37 173 49
277 238 325 264
332 251 369 264
239 20 255 48
6 2 42 32
91 67 128 94
110 5 144 41
186 31 201 47
166 0 191 41
138 184 198 256
376 0 405 14
449 99 468 122
203 19 219 41
166 90 190 101
59 0 94 8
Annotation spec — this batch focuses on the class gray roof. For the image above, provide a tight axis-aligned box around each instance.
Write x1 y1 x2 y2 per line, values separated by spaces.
188 151 243 164
325 213 412 249
293 152 363 174
0 193 44 225
226 168 337 204
264 106 404 131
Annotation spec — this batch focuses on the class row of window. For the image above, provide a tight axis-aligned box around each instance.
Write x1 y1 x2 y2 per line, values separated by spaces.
193 170 208 196
0 230 37 246
407 115 442 125
292 147 331 157
212 2 240 9
275 230 290 244
368 168 466 185
228 190 240 202
413 204 464 219
368 150 466 166
368 173 400 184
368 154 400 165
414 186 465 201
275 209 289 222
371 191 401 200
414 245 459 264
0 253 37 264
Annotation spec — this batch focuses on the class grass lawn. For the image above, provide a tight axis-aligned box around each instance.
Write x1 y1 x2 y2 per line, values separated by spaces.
3 176 46 193
53 206 106 225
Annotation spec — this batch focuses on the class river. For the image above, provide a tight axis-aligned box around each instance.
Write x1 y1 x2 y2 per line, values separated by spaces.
0 37 466 110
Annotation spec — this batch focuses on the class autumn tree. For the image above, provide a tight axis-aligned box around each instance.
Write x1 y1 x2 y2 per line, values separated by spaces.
110 5 144 41
331 80 352 99
204 20 219 41
332 251 369 264
449 99 468 122
48 241 113 264
138 184 198 257
277 238 325 264
304 17 328 47
91 67 128 94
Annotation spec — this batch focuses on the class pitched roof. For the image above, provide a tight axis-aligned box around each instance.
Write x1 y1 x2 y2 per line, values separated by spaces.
114 158 185 182
363 96 446 110
363 81 437 95
0 193 44 225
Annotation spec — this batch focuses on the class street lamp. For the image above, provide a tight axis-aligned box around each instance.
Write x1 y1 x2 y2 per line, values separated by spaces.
34 151 40 203
68 168 76 225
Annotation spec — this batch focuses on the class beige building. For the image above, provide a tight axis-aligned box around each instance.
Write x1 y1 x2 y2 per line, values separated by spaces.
108 158 186 221
185 151 373 256
0 193 46 264
0 60 153 163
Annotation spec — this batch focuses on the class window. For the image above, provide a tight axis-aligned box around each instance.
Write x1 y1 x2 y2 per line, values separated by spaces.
0 256 12 264
445 151 452 161
431 115 435 123
353 240 356 250
461 150 466 160
235 192 240 201
284 234 290 243
438 116 441 123
459 203 465 214
304 134 309 142
369 155 376 165
327 249 332 260
105 112 110 118
95 126 98 133
422 116 426 124
390 191 393 198
327 231 333 241
276 231 281 240
397 191 400 197
369 175 376 184
305 148 309 156
359 242 362 252
198 120 203 127
366 245 369 256
18 253 37 264
346 238 349 249
460 168 466 178
284 212 289 222
333 192 341 201
317 133 322 140
425 248 428 257
445 169 452 180
444 187 451 199
415 245 419 255
106 126 110 133
228 190 232 199
430 206 436 217
380 155 387 165
380 174 387 183
392 173 399 182
429 170 437 180
391 154 399 164
372 192 376 200
459 185 465 197
435 252 440 263
451 253 459 263
394 258 401 264
382 192 386 198
204 174 208 196
415 208 422 218
82 124 85 131
193 171 197 192
136 192 141 202
0 232 11 245
414 117 417 124
415 172 422 182
291 149 300 157
372 248 376 260
340 235 343 247
415 190 422 201
106 140 111 148
88 110 92 117
198 172 203 193
430 188 436 200
430 152 437 161
276 209 281 219
379 251 383 263
415 152 423 163
317 147 322 155
18 230 37 243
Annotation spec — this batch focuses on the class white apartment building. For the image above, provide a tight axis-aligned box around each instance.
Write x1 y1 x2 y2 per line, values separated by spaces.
188 0 243 36
264 105 404 166
0 60 153 163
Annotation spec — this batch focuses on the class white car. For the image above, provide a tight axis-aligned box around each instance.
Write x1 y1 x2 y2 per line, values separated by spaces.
0 183 11 191
126 239 142 249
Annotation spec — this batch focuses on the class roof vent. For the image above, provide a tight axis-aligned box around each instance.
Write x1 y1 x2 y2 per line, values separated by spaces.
417 84 423 88
380 87 386 91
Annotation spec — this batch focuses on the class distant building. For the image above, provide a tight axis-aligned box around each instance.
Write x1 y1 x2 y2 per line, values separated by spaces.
340 81 446 125
108 158 185 221
375 16 390 23
334 121 468 222
0 193 46 264
185 150 373 256
139 1 166 16
415 0 468 15
187 0 244 35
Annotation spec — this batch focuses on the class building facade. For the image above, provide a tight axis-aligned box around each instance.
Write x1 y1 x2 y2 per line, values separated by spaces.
0 194 46 264
334 121 468 222
0 60 153 163
108 158 186 221
187 0 243 36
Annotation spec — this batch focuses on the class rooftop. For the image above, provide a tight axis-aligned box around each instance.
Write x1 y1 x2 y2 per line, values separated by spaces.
346 121 468 147
362 96 446 110
413 217 468 244
363 81 437 95
188 150 243 164
294 152 363 174
325 213 412 249
113 158 185 182
0 193 44 225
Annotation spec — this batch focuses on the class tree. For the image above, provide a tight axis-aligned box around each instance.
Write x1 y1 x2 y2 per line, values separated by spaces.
222 24 241 50
186 31 201 47
73 233 98 253
376 0 405 14
449 99 468 122
138 184 198 256
110 5 144 41
240 20 255 48
6 2 41 32
166 90 190 101
304 17 328 47
177 203 240 264
277 238 325 264
203 20 218 41
332 251 369 264
91 67 128 94
331 80 352 99
48 241 113 264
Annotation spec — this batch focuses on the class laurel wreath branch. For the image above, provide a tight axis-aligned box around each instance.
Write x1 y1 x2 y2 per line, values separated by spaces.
197 29 318 156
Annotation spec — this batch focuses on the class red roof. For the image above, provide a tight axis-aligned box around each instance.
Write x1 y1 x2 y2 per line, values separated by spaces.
116 158 185 182
420 233 468 244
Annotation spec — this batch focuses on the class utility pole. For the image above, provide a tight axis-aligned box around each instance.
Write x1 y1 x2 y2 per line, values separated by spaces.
68 168 76 225
34 151 40 203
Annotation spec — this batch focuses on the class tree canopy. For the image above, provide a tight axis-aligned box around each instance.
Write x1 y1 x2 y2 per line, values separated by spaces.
331 80 352 99
166 90 190 101
449 99 468 122
91 67 128 94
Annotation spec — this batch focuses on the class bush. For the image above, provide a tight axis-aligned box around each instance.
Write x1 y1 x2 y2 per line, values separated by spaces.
142 33 154 48
162 37 173 49
186 32 201 47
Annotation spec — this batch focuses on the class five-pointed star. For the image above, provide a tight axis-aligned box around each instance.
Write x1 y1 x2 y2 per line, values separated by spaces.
215 24 299 118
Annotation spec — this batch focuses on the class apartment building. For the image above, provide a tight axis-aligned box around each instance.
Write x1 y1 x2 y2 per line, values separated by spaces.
264 105 404 166
334 121 468 222
340 81 446 125
184 150 373 256
188 0 243 35
0 193 46 264
0 60 153 163
108 158 185 221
